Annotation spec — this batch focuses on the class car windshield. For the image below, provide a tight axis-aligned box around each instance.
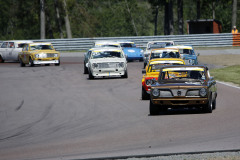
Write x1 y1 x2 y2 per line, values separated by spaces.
30 45 53 50
92 51 123 59
150 51 180 59
179 49 193 55
160 68 206 81
120 43 133 48
148 63 183 73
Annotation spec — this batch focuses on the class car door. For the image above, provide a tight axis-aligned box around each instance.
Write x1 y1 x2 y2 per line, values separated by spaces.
21 44 29 64
7 42 15 60
0 42 9 60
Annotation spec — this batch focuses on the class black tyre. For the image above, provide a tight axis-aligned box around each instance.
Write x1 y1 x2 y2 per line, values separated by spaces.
212 98 216 110
149 100 159 115
143 63 146 69
45 64 50 66
122 69 128 78
55 59 60 66
203 95 213 113
29 57 34 67
89 70 94 79
19 58 25 67
142 87 150 100
0 55 4 63
84 62 88 74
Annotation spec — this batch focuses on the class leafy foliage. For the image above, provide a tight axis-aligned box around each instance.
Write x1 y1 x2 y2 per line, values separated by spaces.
0 0 237 40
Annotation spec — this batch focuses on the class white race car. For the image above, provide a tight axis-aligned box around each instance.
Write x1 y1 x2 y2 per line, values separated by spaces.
87 48 128 79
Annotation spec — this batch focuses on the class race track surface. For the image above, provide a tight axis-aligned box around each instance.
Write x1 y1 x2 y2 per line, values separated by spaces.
0 57 240 160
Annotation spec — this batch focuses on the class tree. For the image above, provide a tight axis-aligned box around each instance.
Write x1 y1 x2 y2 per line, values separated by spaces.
40 0 46 39
177 0 183 35
232 0 237 27
63 0 72 38
54 0 63 38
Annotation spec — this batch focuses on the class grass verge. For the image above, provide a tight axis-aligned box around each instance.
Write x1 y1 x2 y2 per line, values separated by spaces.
210 65 240 86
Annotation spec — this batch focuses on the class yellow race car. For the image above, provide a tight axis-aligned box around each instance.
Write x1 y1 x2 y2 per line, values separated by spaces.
19 42 60 67
142 58 185 100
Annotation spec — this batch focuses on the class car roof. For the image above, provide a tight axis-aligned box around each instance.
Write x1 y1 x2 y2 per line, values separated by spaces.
149 58 185 64
147 41 174 44
151 48 179 53
160 65 207 70
29 42 52 45
94 41 120 45
4 40 33 43
166 45 193 49
91 47 123 52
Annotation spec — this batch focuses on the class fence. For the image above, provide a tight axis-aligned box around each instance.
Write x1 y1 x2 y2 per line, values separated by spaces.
1 33 239 51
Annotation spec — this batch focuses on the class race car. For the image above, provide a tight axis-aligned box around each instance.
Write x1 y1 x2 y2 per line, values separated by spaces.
142 58 185 100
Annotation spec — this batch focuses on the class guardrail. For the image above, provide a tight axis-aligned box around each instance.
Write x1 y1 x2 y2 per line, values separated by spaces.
0 33 237 51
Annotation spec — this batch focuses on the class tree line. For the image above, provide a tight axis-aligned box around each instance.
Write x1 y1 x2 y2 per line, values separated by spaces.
0 0 238 40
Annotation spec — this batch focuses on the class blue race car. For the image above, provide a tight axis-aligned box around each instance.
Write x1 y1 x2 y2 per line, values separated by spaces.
166 45 199 65
118 41 143 62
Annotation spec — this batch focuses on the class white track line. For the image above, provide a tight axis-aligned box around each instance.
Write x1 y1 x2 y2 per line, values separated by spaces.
217 81 240 90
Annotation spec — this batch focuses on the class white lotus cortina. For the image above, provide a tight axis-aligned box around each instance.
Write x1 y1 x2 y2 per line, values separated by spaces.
87 48 128 79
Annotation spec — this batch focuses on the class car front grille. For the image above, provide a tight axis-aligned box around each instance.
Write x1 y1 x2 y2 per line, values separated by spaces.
98 62 119 68
47 53 56 58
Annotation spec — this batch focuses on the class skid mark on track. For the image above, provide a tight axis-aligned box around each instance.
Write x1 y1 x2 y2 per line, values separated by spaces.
15 100 24 111
0 104 53 141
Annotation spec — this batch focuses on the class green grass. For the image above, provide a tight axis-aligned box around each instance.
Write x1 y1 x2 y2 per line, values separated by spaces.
210 65 240 86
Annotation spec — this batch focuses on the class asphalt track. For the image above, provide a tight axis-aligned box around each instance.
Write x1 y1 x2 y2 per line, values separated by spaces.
0 55 240 160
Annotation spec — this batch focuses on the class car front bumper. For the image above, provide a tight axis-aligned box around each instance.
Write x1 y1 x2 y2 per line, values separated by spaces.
33 60 59 64
92 68 126 77
151 97 208 106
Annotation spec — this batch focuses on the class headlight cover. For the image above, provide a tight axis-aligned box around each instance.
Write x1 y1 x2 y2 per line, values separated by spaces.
119 62 124 68
54 53 58 57
199 88 207 97
146 78 157 86
152 88 160 97
92 63 98 69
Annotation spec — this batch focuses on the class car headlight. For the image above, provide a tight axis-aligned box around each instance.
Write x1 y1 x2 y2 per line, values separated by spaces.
35 54 39 58
199 88 207 97
146 79 152 86
141 50 143 53
119 62 124 68
54 54 58 57
92 63 98 69
152 88 160 97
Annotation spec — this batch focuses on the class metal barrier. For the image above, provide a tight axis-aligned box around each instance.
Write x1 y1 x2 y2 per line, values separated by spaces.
0 33 236 51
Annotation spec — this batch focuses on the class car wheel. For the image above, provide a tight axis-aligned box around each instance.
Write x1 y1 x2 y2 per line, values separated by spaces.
143 63 146 69
203 94 213 113
89 70 94 79
29 57 34 67
55 59 60 66
45 64 50 66
212 97 216 110
142 87 149 100
84 62 88 74
122 69 128 78
19 58 25 67
150 100 159 115
139 58 143 62
0 55 4 63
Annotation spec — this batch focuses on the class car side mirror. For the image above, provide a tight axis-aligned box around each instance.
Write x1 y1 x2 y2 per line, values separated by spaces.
197 53 200 56
142 69 146 74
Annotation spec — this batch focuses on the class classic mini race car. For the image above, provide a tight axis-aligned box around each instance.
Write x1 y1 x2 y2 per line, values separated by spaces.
149 65 217 115
87 48 128 79
117 41 143 62
18 42 60 67
166 45 199 65
143 41 174 68
142 58 185 100
0 40 33 63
